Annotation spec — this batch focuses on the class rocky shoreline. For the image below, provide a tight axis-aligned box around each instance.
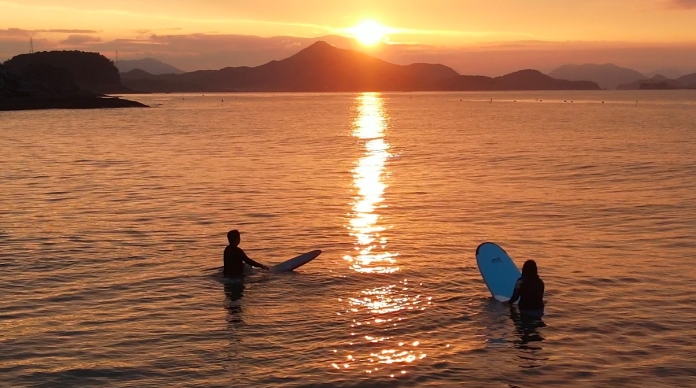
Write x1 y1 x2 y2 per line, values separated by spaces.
0 95 147 111
1 56 148 111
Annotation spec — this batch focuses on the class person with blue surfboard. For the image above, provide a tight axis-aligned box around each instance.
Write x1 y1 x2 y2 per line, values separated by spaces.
505 260 545 318
223 230 268 278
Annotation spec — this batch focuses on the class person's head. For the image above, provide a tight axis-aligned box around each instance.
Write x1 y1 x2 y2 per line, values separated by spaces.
522 260 538 277
227 229 241 246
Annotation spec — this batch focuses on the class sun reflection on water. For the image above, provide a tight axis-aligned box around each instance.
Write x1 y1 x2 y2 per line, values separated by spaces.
344 93 398 274
336 93 430 376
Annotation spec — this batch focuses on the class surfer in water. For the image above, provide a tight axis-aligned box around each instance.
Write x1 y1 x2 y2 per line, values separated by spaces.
223 230 268 278
506 260 545 318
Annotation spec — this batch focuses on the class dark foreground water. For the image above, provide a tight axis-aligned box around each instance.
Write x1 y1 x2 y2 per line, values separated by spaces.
2 91 696 387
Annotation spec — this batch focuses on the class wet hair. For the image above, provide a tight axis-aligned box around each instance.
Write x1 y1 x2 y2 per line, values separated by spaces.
522 260 538 277
227 229 240 243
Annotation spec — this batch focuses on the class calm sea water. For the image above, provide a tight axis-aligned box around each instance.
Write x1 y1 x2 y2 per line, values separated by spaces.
1 91 696 387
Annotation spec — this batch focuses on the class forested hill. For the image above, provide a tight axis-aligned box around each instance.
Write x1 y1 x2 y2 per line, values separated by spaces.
3 51 130 94
1 61 146 111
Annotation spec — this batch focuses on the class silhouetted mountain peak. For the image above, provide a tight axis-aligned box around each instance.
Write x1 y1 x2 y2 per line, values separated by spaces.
306 40 333 50
291 41 338 58
116 57 183 75
497 69 553 84
501 69 545 78
549 63 646 89
123 68 154 77
677 72 696 87
558 63 624 70
118 42 599 92
283 40 375 66
594 63 621 69
617 71 696 90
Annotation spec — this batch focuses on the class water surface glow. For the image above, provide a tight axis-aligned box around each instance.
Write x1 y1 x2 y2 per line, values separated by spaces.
344 93 397 274
337 93 429 376
2 91 696 387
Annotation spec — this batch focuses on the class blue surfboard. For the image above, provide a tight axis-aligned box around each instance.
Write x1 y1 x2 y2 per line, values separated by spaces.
269 250 322 273
475 242 521 302
244 250 322 274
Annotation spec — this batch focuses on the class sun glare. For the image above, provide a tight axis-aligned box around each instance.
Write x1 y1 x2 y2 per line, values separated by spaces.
349 20 389 46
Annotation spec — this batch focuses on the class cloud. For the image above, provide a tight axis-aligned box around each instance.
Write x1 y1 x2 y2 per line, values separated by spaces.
0 28 32 37
60 35 103 45
0 28 100 38
666 0 696 8
100 34 356 69
3 32 696 77
43 29 101 34
119 35 696 76
135 28 183 35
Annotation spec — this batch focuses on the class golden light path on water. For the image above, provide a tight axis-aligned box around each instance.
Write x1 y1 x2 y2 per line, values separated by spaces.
344 93 397 274
334 93 431 377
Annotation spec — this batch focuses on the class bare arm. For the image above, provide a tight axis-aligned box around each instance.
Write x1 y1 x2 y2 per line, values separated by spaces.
508 278 522 304
242 251 268 270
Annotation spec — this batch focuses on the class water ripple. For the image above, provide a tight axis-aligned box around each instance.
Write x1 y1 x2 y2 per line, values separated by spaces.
1 91 696 387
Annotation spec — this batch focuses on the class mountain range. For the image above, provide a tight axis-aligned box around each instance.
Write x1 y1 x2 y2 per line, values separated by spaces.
548 63 696 90
116 58 184 75
548 64 645 90
121 41 599 93
616 73 696 90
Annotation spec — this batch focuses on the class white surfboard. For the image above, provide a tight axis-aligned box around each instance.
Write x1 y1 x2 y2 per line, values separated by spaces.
269 250 322 273
475 242 520 302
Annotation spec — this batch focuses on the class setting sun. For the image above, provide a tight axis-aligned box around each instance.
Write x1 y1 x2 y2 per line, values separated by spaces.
348 20 389 46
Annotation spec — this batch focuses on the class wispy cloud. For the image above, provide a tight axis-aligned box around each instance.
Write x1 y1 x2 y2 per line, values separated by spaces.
0 28 32 37
666 0 696 9
4 29 696 77
135 28 183 35
388 27 535 40
43 29 101 34
0 28 99 38
0 0 335 31
60 34 102 45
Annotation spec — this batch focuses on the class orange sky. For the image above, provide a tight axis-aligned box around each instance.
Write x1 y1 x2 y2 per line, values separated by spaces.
2 0 696 75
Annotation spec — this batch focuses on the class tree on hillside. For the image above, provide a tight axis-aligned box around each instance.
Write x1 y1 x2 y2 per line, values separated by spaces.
4 51 121 92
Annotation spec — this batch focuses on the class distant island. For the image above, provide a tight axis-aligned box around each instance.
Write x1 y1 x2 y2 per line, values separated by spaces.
617 73 696 90
1 51 147 111
548 63 696 90
548 64 646 90
3 42 620 107
5 43 696 107
115 58 184 75
120 41 600 93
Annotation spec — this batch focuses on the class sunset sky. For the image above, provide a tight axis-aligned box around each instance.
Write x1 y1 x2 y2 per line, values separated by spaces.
2 0 696 76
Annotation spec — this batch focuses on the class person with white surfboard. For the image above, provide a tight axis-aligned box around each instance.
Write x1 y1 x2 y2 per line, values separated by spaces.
223 230 269 278
505 260 545 318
